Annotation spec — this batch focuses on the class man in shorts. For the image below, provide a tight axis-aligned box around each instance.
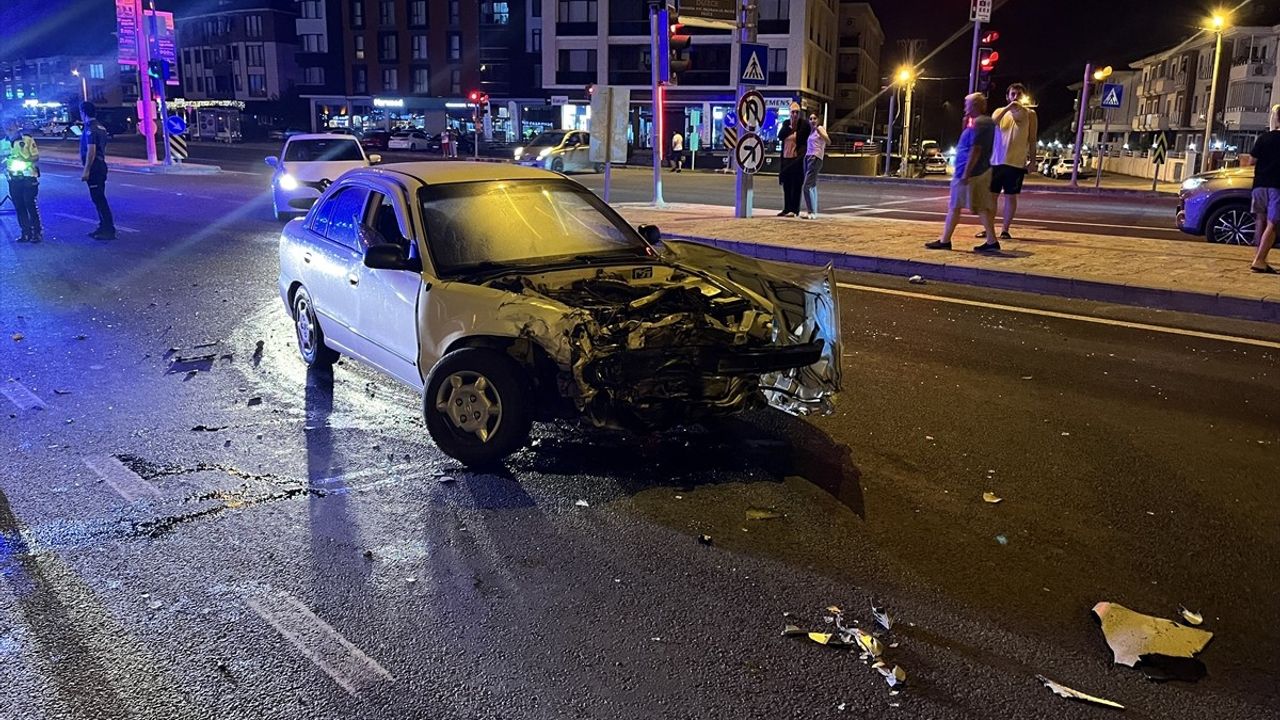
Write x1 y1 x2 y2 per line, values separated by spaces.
1248 104 1280 273
981 83 1038 240
926 92 999 252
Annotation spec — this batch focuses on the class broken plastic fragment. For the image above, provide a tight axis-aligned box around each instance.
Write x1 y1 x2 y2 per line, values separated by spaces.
1036 675 1124 710
871 604 893 631
826 605 843 615
1092 601 1213 667
746 507 784 521
808 632 835 645
698 534 713 545
982 492 1003 504
574 499 590 507
995 534 1008 545
908 275 926 284
1178 606 1203 626
782 624 807 636
438 475 456 484
11 333 23 342
854 630 883 657
875 663 907 687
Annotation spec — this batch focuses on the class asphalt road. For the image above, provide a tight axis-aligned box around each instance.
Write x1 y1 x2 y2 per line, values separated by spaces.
1 169 1278 719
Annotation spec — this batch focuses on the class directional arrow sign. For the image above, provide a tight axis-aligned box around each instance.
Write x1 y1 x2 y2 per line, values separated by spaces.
735 132 765 174
736 90 766 131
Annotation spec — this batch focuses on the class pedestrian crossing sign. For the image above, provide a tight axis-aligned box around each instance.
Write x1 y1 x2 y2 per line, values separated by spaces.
1100 83 1124 109
739 43 768 86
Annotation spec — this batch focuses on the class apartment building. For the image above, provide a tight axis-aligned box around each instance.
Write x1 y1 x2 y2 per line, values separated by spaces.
832 1 883 135
175 2 300 111
1069 69 1140 149
541 0 840 150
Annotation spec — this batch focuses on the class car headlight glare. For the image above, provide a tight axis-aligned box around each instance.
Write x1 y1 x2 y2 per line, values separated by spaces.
538 148 552 159
279 173 299 190
1181 177 1208 191
514 148 523 159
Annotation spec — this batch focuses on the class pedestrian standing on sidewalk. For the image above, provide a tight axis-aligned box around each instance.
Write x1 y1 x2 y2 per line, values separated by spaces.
776 118 795 215
982 83 1038 240
440 126 452 157
779 102 811 217
801 112 830 219
4 118 42 243
670 130 684 172
79 102 115 240
1248 104 1280 274
926 92 999 251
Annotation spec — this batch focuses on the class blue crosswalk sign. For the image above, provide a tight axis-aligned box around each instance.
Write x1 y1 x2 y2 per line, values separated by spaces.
739 43 769 86
1100 83 1124 109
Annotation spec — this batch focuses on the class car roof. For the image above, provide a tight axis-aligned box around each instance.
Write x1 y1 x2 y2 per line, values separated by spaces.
358 161 565 186
286 133 361 142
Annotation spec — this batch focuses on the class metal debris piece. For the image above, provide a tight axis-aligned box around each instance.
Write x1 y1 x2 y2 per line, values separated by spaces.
908 275 926 284
575 499 589 507
982 492 1003 504
873 662 907 687
871 604 893 631
1178 606 1203 626
1092 601 1214 667
1036 675 1124 710
854 630 883 657
698 534 713 545
746 506 784 521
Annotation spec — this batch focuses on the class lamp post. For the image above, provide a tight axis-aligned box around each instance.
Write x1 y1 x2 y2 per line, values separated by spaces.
72 68 88 103
1201 12 1228 173
897 67 915 177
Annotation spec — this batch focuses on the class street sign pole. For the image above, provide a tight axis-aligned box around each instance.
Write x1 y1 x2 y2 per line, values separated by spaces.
650 3 666 207
884 91 896 176
968 20 982 94
1069 63 1092 188
133 0 157 165
733 0 757 219
148 0 173 166
901 78 914 177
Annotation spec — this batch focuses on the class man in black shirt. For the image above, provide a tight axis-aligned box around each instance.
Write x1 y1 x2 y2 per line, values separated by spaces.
79 102 115 240
1249 105 1280 273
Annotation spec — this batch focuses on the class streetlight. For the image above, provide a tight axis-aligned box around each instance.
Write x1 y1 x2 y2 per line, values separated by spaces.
71 68 87 103
1201 11 1230 173
897 67 916 177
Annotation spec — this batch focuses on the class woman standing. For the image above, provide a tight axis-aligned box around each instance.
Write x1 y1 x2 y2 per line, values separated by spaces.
776 119 794 216
802 112 830 219
778 102 810 217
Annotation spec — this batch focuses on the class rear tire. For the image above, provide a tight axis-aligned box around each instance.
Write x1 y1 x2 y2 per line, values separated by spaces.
551 158 565 173
1204 204 1257 245
292 287 339 368
424 348 532 467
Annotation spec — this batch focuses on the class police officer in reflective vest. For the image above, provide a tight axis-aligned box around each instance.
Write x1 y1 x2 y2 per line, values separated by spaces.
4 117 42 243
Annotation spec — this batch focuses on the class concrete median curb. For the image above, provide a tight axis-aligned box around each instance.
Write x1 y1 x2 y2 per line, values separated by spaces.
37 147 222 174
664 233 1280 324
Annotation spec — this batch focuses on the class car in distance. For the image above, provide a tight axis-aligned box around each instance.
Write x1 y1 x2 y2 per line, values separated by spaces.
388 130 431 151
277 163 841 466
265 134 381 221
513 130 603 173
1177 167 1256 245
360 130 392 150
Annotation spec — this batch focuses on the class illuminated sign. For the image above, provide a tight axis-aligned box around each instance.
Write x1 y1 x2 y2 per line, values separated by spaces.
373 97 405 108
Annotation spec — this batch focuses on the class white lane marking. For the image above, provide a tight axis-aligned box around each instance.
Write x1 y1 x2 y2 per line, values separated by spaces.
84 455 162 503
1 381 46 411
49 213 139 233
246 590 394 696
837 282 1280 350
175 192 217 200
119 182 146 189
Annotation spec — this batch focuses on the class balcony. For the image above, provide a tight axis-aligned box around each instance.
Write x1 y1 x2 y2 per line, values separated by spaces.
1133 113 1171 131
1224 107 1271 129
1229 62 1276 82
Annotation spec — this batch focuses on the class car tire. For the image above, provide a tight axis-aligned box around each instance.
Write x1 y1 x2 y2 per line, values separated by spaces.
409 143 417 151
551 158 565 173
423 348 532 467
1204 204 1257 245
292 287 339 368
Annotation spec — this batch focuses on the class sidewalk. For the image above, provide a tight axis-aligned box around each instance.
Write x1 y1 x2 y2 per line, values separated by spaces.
37 145 221 174
612 203 1279 324
831 170 1182 197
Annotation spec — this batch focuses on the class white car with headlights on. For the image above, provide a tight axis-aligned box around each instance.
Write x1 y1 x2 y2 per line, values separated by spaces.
266 134 380 221
513 130 603 173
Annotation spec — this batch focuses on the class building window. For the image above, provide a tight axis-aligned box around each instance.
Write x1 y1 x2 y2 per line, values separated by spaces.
413 67 429 93
482 2 510 24
449 0 460 25
246 44 265 67
558 48 597 82
412 35 428 60
246 15 262 38
353 65 368 93
351 2 364 28
383 68 398 91
768 48 787 85
301 34 326 53
451 68 461 94
303 67 325 85
410 1 427 26
380 1 395 26
354 35 365 60
380 33 398 61
558 0 597 22
248 73 266 97
531 29 541 53
448 32 461 61
196 76 205 92
300 1 322 19
89 63 105 79
234 74 243 92
533 1 541 17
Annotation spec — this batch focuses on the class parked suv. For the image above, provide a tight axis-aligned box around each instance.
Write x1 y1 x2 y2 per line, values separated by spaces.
1177 167 1257 245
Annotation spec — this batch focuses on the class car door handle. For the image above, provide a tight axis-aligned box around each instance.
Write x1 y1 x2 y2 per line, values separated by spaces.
348 274 360 287
303 252 312 264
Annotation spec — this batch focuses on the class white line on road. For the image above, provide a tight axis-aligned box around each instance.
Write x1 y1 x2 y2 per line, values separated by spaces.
837 282 1280 350
84 455 162 503
50 213 139 233
1 381 46 411
246 590 394 696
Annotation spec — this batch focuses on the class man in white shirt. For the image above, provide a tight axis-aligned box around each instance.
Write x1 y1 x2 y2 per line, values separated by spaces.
670 131 684 173
983 83 1038 240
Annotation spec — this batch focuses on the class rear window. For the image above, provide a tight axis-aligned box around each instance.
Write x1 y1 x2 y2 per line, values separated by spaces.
283 138 363 162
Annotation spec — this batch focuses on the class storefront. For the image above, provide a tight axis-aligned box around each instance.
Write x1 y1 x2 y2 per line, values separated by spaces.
305 94 550 143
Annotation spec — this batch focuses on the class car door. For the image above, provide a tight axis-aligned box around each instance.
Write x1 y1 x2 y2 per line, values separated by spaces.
351 186 424 388
304 185 371 356
567 132 588 171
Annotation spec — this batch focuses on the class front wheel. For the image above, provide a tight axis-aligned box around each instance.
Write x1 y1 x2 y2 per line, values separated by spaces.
424 348 532 467
551 158 565 173
1204 204 1257 245
292 287 339 367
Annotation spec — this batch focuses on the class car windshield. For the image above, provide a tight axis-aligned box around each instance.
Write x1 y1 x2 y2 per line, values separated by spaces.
283 138 363 162
526 131 568 147
419 180 649 276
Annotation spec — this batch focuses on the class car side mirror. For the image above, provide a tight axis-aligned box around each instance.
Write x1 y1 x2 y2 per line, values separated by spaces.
638 224 661 245
265 156 279 167
364 243 422 272
368 154 382 164
288 197 317 210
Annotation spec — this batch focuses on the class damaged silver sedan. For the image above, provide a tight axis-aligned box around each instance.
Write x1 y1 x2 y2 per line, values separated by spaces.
278 162 841 465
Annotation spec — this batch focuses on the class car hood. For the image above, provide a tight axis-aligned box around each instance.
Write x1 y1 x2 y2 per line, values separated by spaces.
280 161 367 182
1191 166 1253 182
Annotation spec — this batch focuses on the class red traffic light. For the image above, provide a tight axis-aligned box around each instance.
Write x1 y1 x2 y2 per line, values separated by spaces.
468 90 481 102
981 31 1000 44
669 22 691 51
979 50 1000 68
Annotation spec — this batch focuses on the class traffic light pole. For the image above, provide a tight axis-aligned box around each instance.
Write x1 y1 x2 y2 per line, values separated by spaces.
968 20 982 94
1069 63 1092 188
733 0 757 219
649 4 666 207
133 0 157 165
148 0 173 166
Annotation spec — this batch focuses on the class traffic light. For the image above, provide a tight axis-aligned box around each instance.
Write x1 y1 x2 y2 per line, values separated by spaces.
468 90 481 103
977 30 999 92
668 22 691 85
147 59 170 81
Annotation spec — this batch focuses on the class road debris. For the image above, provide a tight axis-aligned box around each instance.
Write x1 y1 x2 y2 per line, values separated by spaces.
854 629 884 658
575 499 590 507
746 506 784 521
982 492 1003 504
11 332 23 342
995 534 1008 545
873 662 906 687
191 425 227 432
782 624 807 637
1092 601 1213 668
908 275 926 285
246 396 262 407
53 389 72 395
1177 606 1203 626
1036 675 1124 710
871 604 893 631
697 534 713 545
784 605 906 693
438 475 456 484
